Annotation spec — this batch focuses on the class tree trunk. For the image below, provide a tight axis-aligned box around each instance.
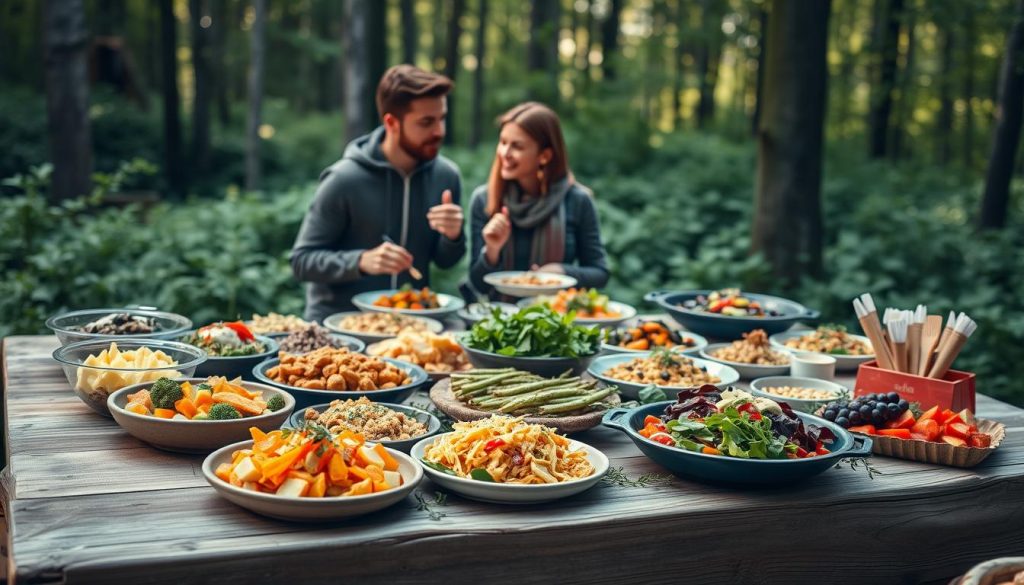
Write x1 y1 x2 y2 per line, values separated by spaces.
936 19 954 165
159 0 184 197
190 0 211 174
43 0 93 201
868 0 903 158
695 0 723 129
527 0 559 104
890 3 915 160
672 0 687 130
582 0 594 89
316 0 343 113
469 0 488 147
979 0 1024 230
401 0 417 64
752 0 831 283
600 0 623 80
751 4 767 136
211 0 230 125
963 9 976 169
343 0 376 141
444 0 465 144
245 0 266 191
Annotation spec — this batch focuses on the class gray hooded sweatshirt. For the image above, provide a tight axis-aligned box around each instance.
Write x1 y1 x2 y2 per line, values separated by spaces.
290 126 466 322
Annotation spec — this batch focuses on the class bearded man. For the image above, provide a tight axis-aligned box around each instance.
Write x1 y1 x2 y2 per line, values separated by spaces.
290 65 466 322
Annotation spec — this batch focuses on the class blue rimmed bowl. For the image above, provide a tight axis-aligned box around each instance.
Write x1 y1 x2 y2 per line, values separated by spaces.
181 333 280 379
288 401 441 453
252 357 429 410
602 401 871 486
644 290 820 340
587 352 740 400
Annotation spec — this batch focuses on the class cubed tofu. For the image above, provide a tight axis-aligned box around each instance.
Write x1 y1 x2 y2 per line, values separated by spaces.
383 470 403 488
356 445 385 468
275 477 310 498
233 456 261 483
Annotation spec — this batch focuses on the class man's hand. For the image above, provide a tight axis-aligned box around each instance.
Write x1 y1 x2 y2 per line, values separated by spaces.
483 206 512 265
359 242 414 275
427 190 464 240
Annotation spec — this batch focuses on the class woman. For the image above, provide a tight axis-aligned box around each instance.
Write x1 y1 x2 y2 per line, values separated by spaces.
469 102 610 298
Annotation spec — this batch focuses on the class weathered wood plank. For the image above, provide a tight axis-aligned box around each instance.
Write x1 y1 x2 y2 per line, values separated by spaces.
4 334 1024 585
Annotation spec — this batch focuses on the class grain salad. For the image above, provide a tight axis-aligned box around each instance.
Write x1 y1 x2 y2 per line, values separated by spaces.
303 397 428 441
604 349 721 387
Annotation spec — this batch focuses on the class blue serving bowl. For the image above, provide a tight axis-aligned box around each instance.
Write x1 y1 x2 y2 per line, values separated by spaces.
287 401 441 453
644 290 820 340
588 352 740 400
602 401 871 486
252 357 429 410
182 333 280 380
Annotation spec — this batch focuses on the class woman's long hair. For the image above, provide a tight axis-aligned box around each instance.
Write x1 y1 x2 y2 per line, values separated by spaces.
485 102 570 216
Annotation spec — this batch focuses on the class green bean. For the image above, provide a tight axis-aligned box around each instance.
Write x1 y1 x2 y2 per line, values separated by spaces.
499 388 591 413
488 377 581 397
453 371 524 392
537 387 619 414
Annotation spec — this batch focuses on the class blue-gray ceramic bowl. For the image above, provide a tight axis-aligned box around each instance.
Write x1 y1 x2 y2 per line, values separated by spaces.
458 342 598 378
252 357 429 410
182 333 279 380
645 290 820 340
602 401 871 486
287 401 441 453
266 331 366 355
587 352 740 400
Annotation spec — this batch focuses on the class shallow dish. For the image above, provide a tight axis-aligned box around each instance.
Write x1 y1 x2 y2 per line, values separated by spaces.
266 331 366 355
849 418 1005 468
749 376 849 413
587 352 740 400
645 289 819 340
601 330 708 357
202 439 422 521
322 311 445 345
182 333 279 379
252 357 429 410
602 401 871 486
53 338 208 416
410 433 608 504
482 271 578 297
768 330 874 372
458 342 597 378
352 290 465 320
288 401 441 453
517 297 638 328
46 307 193 347
108 378 294 453
428 377 620 435
699 343 791 379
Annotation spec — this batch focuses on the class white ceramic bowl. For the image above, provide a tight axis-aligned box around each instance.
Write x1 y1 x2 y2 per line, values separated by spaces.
202 439 422 521
108 378 295 453
749 376 849 413
768 330 874 372
351 290 465 320
587 352 740 400
482 271 578 297
410 434 608 504
699 343 791 379
323 311 445 345
517 297 638 328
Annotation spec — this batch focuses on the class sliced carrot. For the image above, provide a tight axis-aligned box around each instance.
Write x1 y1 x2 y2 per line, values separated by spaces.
125 402 150 415
345 478 373 496
250 427 269 443
349 466 371 481
308 473 327 497
372 480 392 493
625 339 649 350
174 397 198 419
372 444 400 472
211 392 264 416
153 408 176 419
328 451 349 484
260 444 308 481
701 446 721 455
180 381 193 401
193 389 213 408
215 463 233 482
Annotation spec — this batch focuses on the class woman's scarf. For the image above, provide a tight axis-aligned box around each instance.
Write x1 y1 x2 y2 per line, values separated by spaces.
500 175 570 270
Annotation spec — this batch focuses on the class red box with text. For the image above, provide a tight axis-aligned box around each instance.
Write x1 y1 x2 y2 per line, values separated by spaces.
853 361 976 412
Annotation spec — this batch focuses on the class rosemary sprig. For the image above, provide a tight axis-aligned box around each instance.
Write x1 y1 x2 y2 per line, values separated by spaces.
601 466 672 488
834 457 883 479
414 490 448 521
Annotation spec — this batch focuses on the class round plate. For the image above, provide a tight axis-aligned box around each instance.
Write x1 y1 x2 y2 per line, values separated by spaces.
322 311 445 345
482 271 578 297
587 352 740 400
428 377 619 434
699 343 791 379
645 289 820 339
410 433 608 504
517 297 638 328
768 330 874 372
108 378 295 453
288 401 441 453
202 439 422 521
352 290 465 320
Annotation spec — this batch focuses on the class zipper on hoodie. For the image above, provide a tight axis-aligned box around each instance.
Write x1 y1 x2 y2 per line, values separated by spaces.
391 172 412 289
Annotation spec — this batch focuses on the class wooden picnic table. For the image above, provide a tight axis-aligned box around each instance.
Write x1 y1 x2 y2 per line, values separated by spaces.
2 333 1023 584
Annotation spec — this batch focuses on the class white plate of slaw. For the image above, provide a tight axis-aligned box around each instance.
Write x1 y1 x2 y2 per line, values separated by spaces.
410 432 609 504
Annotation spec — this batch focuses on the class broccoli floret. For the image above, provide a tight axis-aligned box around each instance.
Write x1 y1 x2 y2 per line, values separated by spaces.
209 403 241 420
265 395 286 412
149 378 184 409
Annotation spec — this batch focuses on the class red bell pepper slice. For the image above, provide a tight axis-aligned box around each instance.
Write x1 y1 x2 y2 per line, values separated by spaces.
223 321 256 342
484 439 507 453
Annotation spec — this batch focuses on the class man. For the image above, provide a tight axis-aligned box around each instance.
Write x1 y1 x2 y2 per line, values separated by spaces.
290 65 466 322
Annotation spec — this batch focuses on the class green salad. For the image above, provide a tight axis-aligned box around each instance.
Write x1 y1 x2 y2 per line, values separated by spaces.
463 305 602 358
